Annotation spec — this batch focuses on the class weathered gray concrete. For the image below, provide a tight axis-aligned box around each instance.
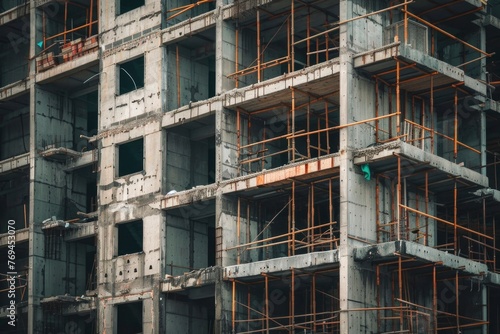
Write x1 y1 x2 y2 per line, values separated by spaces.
355 240 489 276
3 0 499 333
224 250 339 279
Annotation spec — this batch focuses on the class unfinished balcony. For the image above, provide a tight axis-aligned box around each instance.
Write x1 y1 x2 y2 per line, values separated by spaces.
354 241 489 333
353 140 500 272
226 0 340 88
35 0 98 86
232 83 340 175
354 1 489 93
225 172 340 266
227 267 340 333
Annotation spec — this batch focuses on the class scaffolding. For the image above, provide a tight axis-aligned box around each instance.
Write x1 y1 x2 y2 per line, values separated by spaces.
236 88 339 174
231 268 340 334
226 1 499 332
226 177 340 264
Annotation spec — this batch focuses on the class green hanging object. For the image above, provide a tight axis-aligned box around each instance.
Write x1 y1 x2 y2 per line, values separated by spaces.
361 164 371 181
37 41 43 48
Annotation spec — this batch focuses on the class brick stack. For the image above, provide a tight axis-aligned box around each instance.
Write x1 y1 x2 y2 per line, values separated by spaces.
82 35 99 54
61 38 83 62
36 35 99 72
61 35 99 63
36 52 57 72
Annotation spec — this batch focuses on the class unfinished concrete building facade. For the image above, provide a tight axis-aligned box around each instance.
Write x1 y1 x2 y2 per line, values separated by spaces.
1 0 500 333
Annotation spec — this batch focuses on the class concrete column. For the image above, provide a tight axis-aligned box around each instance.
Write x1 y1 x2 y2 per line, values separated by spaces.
338 0 378 332
214 192 235 333
216 7 236 95
218 108 239 181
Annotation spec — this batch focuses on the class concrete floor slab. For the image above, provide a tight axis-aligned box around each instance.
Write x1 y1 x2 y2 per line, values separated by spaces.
224 250 339 280
354 240 489 276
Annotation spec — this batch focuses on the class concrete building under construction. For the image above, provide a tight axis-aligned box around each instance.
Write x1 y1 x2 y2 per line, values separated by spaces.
1 0 500 333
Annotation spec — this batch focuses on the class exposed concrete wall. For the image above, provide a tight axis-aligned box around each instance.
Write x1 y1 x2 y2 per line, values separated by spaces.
165 130 213 191
99 124 162 205
96 2 167 331
100 34 163 127
100 0 161 46
68 167 96 215
41 240 92 297
218 20 236 93
165 213 213 275
35 88 73 149
0 170 29 231
73 92 98 151
165 43 213 111
165 298 213 333
219 108 238 180
350 0 386 52
9 1 499 333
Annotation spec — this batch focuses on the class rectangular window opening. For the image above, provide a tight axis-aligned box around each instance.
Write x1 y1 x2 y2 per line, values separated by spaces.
117 0 145 16
116 301 143 334
117 138 144 177
117 219 143 256
118 56 144 95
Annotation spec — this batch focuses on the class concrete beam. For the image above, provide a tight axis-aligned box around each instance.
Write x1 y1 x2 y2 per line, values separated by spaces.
353 42 400 67
224 250 339 279
0 79 29 100
353 44 486 95
162 99 221 128
161 184 218 210
40 295 97 315
0 228 29 247
40 147 82 162
161 11 216 45
0 3 29 26
64 222 97 242
353 141 488 187
161 266 221 292
65 150 97 172
223 59 340 110
354 240 488 276
161 153 340 209
35 51 99 84
0 153 29 175
220 154 340 193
